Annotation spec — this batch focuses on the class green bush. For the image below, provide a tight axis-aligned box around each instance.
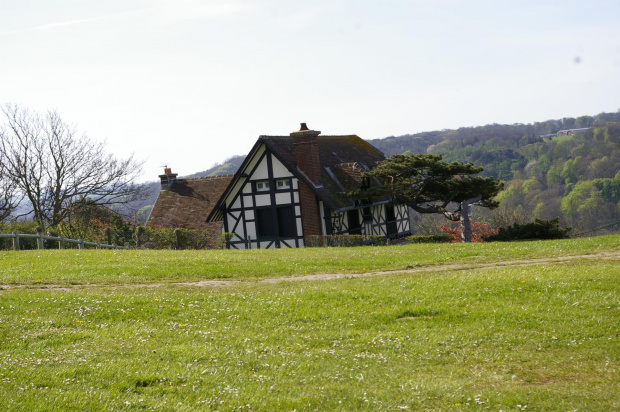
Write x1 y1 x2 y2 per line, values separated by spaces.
216 233 236 249
0 221 41 250
133 226 211 249
405 234 452 243
305 235 388 247
485 218 571 241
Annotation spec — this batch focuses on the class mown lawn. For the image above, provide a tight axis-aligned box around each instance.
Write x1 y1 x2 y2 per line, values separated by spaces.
1 235 618 285
0 236 619 411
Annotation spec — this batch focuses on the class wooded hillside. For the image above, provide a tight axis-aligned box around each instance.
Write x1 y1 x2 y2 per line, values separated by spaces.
183 155 246 179
173 111 620 236
368 111 620 235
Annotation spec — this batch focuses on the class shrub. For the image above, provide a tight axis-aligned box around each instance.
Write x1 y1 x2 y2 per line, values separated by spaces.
485 218 571 241
439 221 499 242
133 226 211 249
1 220 133 250
134 226 149 248
305 235 388 248
216 233 235 249
0 220 40 250
405 235 452 244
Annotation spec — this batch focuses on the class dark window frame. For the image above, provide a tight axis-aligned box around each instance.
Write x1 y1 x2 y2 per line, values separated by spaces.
256 205 297 240
348 210 362 235
255 180 270 192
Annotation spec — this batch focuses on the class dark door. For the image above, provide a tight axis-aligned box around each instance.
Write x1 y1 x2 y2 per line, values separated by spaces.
277 206 297 238
348 210 362 235
256 208 276 240
386 205 397 236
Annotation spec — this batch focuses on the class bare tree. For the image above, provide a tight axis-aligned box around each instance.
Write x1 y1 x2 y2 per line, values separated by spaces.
0 157 19 222
0 104 146 228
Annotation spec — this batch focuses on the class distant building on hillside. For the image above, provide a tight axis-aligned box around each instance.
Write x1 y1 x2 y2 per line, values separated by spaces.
556 127 592 137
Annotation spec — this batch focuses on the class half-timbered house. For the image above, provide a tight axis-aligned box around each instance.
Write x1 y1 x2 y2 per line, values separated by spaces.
207 124 410 249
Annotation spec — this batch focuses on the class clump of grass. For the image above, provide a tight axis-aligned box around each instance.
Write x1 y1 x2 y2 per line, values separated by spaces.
397 309 440 319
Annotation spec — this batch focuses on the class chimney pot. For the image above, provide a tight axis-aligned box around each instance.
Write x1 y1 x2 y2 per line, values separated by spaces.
299 123 309 131
159 168 178 189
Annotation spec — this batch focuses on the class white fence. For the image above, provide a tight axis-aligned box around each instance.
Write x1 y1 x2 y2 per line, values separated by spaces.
0 232 129 250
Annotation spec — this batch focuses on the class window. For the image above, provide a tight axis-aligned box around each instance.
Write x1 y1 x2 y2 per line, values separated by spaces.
256 209 275 238
277 206 296 238
256 206 297 240
276 179 290 189
256 181 270 191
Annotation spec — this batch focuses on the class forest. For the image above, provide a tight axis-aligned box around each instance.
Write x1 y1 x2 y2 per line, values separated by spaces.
367 111 620 236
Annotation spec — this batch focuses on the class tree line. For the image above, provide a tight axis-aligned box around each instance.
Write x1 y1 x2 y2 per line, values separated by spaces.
0 104 147 240
369 111 620 236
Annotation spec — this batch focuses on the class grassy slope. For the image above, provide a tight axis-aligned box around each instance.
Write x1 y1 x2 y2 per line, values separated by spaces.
1 235 619 286
0 236 619 411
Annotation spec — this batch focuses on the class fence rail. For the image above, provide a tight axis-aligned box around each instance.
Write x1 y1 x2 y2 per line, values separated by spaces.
0 232 130 250
573 219 620 237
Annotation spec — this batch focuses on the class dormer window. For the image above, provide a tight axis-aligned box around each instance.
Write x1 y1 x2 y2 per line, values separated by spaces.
256 181 270 191
276 179 290 189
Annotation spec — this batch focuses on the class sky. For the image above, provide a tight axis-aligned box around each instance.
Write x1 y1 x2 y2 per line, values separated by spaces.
1 0 619 182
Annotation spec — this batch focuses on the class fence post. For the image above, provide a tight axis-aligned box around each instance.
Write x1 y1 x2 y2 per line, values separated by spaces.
78 239 84 250
37 228 45 250
13 232 20 251
59 235 65 249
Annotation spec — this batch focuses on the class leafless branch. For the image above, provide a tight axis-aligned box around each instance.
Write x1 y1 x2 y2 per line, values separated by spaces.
0 104 146 227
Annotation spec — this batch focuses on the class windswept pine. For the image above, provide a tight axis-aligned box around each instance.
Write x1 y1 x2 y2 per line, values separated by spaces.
345 154 503 242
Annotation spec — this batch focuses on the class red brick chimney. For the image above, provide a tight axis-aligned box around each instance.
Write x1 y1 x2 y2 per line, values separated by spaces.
158 167 178 189
291 123 323 237
291 123 322 186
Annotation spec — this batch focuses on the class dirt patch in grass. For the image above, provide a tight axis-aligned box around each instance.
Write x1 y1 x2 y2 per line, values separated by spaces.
3 250 618 291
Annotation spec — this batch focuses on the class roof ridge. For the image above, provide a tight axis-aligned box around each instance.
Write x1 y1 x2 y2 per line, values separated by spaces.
260 135 358 138
181 174 235 181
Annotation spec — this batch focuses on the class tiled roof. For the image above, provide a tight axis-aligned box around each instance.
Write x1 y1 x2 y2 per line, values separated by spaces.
147 175 234 231
207 134 390 222
260 135 388 211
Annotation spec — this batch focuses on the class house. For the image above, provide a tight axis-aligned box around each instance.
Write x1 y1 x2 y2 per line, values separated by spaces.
147 168 234 247
206 124 410 249
556 128 592 137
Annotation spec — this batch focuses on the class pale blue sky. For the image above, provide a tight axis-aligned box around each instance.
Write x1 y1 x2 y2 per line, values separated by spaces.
1 0 619 181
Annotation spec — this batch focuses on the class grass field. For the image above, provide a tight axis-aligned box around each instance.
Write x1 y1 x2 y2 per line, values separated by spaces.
1 236 619 410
